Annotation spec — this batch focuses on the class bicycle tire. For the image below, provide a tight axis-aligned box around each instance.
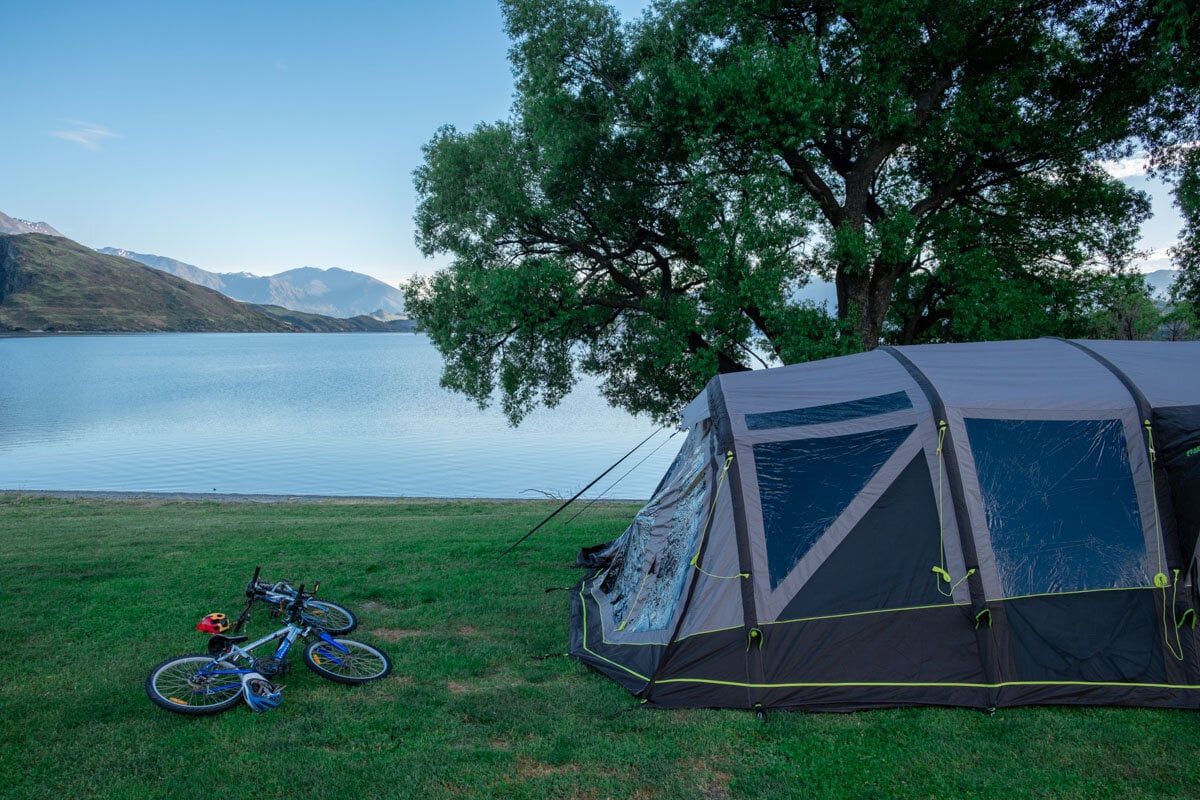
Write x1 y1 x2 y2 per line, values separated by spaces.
303 638 392 684
300 599 357 634
146 654 243 715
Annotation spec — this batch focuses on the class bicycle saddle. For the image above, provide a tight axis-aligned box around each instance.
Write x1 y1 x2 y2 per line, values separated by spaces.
206 633 249 656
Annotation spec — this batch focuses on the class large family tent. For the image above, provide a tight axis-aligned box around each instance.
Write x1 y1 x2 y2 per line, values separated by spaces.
569 339 1200 711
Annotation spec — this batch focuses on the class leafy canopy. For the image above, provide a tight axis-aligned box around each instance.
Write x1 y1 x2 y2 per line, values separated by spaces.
407 0 1197 424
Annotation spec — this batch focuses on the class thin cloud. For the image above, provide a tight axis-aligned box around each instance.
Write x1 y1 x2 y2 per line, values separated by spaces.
1133 245 1178 274
50 120 120 150
1098 154 1150 179
1099 142 1200 178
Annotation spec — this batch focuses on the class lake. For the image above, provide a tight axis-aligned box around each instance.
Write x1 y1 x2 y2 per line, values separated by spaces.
0 333 679 499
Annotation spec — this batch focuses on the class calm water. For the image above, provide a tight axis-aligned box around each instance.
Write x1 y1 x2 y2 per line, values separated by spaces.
0 333 678 499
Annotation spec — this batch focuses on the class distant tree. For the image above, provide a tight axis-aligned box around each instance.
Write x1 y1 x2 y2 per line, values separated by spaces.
1142 0 1200 327
1082 273 1166 341
407 0 1197 423
1167 148 1200 316
887 182 1151 344
1160 302 1198 341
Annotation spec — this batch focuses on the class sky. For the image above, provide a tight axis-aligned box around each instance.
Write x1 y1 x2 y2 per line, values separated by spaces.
0 0 1183 288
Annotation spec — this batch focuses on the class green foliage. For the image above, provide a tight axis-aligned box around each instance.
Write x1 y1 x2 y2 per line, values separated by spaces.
1160 302 1198 341
1167 148 1200 318
888 168 1157 343
665 0 1172 345
407 0 821 424
1083 274 1167 341
408 0 1198 423
1144 2 1199 323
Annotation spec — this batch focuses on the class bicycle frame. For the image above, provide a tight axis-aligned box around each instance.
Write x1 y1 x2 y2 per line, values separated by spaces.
240 568 344 629
251 580 306 606
193 623 355 692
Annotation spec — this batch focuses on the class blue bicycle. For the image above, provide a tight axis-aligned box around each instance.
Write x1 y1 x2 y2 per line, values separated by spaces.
244 566 358 635
145 573 391 715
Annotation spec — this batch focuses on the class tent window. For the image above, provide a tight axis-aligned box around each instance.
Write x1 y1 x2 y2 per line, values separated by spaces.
602 425 710 632
779 452 949 620
966 418 1147 597
629 469 708 632
756 425 916 589
745 391 912 430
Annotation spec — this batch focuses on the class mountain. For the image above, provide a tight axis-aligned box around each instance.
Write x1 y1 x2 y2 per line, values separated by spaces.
271 266 408 319
249 304 416 332
98 248 406 319
1143 268 1179 301
97 248 225 291
0 211 64 238
0 233 292 332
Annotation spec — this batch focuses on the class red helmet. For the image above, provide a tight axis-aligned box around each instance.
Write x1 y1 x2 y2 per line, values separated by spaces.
197 613 231 634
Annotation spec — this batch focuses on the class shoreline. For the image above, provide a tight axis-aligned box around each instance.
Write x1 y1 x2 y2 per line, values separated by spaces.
0 489 643 505
0 489 425 504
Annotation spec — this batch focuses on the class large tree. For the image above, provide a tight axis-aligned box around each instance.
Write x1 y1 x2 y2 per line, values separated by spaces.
407 0 1194 424
409 0 837 423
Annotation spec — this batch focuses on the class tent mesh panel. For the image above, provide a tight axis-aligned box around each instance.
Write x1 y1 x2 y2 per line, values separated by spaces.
600 425 710 632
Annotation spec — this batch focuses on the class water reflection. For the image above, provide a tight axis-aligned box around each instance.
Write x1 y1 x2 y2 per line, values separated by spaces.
0 333 677 498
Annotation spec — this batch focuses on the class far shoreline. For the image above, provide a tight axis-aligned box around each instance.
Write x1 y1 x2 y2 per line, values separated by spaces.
0 489 643 505
0 330 419 338
0 489 430 504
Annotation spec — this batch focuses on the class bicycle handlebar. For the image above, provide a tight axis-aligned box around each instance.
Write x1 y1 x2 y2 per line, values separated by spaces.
286 584 306 622
246 566 262 598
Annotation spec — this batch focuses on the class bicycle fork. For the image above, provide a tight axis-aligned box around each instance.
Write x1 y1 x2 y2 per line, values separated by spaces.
308 632 352 668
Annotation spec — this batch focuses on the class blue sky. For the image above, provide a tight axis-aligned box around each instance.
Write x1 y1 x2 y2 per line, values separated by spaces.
0 0 1182 287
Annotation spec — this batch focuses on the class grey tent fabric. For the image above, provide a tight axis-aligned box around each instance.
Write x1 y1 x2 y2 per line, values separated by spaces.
570 339 1200 711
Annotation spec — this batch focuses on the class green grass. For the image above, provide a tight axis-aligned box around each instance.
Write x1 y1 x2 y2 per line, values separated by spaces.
1 495 1198 799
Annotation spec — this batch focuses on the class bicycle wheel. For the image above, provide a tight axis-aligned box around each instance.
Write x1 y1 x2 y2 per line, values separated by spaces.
303 638 392 684
146 654 243 715
301 600 357 634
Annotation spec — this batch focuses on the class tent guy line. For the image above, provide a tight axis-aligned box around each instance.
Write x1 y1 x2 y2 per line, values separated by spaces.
500 427 670 557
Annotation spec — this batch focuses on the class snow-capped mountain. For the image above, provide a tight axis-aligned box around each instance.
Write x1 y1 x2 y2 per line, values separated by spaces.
0 211 64 237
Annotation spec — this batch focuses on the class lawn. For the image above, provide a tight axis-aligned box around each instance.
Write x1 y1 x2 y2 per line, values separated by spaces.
1 494 1197 799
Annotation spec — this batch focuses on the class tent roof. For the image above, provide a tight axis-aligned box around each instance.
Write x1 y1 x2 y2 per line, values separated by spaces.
681 338 1200 427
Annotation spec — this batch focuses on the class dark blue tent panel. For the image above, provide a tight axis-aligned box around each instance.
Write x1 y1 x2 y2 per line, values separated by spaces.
746 391 913 430
756 425 915 588
779 452 952 621
1155 405 1200 566
966 418 1146 596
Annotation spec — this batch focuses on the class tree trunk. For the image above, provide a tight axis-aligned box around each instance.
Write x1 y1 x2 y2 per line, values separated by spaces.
836 264 901 351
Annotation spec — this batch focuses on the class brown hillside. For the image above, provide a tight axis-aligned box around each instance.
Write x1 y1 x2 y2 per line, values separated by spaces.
0 233 293 332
